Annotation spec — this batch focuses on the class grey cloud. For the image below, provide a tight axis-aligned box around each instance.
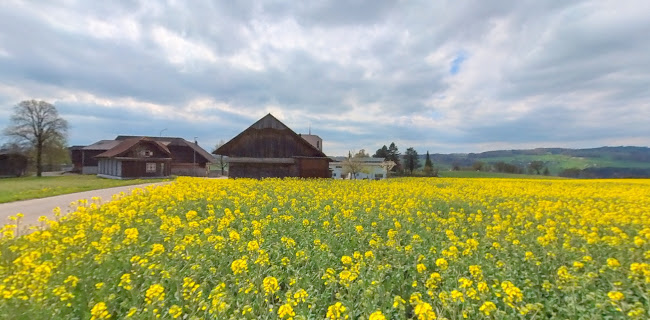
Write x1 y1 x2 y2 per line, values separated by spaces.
1 0 649 154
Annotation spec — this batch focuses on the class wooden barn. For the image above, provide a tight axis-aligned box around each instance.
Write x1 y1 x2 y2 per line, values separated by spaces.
214 114 331 179
0 150 28 177
95 137 172 179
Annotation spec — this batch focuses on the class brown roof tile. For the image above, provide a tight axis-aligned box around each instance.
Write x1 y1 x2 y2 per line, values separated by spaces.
95 137 171 158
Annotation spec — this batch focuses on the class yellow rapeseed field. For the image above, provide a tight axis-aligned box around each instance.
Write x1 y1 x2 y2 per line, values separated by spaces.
1 177 649 319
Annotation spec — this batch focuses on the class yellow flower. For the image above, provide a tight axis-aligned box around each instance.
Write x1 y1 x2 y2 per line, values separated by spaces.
119 273 133 290
608 291 624 301
417 263 427 273
126 307 137 317
413 302 436 320
64 275 79 287
469 265 483 280
168 305 182 318
369 310 386 320
145 284 165 305
326 302 348 319
451 290 464 302
148 243 165 256
341 255 353 265
263 276 279 295
393 295 406 308
479 301 497 315
501 281 523 303
123 228 139 245
229 230 240 242
458 277 473 288
409 292 422 305
247 240 260 251
607 258 621 270
524 251 535 261
293 289 308 303
435 258 448 270
231 258 248 274
278 303 295 319
90 302 111 320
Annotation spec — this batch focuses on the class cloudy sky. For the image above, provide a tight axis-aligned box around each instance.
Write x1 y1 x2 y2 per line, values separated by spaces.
1 0 649 155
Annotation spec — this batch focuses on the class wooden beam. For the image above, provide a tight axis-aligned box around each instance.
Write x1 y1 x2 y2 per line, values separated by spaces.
226 157 295 164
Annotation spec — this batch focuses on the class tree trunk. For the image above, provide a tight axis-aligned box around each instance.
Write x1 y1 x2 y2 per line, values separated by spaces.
36 141 43 177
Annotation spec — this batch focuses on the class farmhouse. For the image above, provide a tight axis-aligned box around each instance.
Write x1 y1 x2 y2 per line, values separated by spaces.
70 136 214 176
330 157 388 180
94 137 172 179
214 114 331 179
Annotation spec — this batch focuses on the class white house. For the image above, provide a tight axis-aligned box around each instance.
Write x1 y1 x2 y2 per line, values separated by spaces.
329 157 388 180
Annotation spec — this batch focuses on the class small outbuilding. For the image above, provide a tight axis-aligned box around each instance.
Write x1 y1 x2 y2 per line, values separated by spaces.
95 137 172 179
214 114 331 179
0 150 28 177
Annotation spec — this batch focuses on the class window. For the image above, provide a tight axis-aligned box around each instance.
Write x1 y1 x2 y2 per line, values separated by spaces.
332 172 337 177
141 150 153 157
146 162 156 173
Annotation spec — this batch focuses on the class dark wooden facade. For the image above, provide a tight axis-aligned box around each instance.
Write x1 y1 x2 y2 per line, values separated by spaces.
215 114 331 179
116 136 213 176
95 138 172 179
0 151 28 177
69 140 121 174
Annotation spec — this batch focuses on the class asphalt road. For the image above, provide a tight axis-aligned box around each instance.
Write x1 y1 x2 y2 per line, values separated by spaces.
0 182 169 232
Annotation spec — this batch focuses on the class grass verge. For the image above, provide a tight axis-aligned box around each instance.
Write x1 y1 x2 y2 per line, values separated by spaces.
0 174 172 203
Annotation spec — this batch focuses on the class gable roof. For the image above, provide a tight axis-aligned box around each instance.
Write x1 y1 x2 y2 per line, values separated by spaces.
214 113 328 158
116 135 215 163
82 140 122 151
95 137 171 158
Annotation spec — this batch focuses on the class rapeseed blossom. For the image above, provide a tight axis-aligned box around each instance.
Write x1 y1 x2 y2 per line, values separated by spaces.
0 177 649 319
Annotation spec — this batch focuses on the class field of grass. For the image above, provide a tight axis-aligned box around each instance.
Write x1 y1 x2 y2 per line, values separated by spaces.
479 154 650 173
437 170 565 179
1 177 649 319
0 175 172 203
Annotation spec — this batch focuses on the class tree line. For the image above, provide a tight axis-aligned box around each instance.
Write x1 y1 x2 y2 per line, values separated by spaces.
371 142 437 177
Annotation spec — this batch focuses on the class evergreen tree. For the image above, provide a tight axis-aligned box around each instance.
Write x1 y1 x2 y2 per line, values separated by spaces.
423 151 434 176
373 145 389 158
403 147 420 175
387 142 401 172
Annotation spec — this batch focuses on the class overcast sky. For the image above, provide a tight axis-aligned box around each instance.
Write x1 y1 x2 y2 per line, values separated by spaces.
1 0 649 155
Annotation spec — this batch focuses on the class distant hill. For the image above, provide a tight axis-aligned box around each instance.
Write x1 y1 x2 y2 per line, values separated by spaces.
421 146 650 178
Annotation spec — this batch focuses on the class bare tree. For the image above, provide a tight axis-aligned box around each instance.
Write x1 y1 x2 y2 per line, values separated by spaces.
3 100 68 177
341 150 366 179
379 160 396 178
212 140 228 176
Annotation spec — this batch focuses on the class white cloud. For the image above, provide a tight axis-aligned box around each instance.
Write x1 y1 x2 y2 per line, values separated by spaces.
151 26 217 68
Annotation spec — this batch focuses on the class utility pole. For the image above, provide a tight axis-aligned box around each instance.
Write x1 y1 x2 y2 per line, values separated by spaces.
193 137 197 177
159 128 167 137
